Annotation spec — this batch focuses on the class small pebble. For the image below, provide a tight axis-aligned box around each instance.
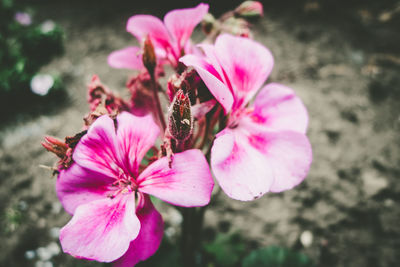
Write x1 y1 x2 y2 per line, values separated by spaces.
38 218 47 228
35 261 53 267
300 230 313 247
18 201 28 211
30 74 54 96
165 227 177 239
384 199 394 207
51 202 62 214
49 227 60 239
41 20 56 33
47 242 60 256
168 209 183 226
36 247 52 261
25 250 36 260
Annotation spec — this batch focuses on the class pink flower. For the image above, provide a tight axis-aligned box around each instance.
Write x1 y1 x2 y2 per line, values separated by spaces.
14 12 32 26
180 34 312 201
108 3 209 70
56 112 214 265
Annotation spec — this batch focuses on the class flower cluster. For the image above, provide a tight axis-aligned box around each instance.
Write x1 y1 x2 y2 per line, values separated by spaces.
43 2 312 266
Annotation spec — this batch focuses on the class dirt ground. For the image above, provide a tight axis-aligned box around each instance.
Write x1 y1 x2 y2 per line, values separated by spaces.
1 1 399 266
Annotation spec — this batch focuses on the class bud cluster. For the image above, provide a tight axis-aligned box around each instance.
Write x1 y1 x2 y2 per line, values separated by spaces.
201 1 263 40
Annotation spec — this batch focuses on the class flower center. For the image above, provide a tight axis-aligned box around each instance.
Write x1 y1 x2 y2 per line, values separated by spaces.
107 167 138 199
227 107 254 129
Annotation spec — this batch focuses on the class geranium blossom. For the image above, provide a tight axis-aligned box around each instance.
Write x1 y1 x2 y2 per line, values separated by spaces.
108 3 209 70
56 112 214 265
180 34 312 201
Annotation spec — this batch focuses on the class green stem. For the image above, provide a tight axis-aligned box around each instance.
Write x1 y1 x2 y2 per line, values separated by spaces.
180 207 206 267
150 73 166 133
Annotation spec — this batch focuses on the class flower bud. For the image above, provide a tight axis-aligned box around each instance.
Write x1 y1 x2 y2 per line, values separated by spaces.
85 75 130 127
234 1 263 18
201 13 217 35
167 68 202 104
168 90 193 141
142 36 157 76
167 74 180 102
223 17 251 38
127 71 155 116
42 131 87 170
42 136 68 158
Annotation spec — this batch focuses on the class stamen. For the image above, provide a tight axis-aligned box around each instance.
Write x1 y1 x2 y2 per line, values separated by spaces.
107 167 138 199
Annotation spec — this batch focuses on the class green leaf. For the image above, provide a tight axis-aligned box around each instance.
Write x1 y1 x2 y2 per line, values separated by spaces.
242 246 314 267
204 232 246 266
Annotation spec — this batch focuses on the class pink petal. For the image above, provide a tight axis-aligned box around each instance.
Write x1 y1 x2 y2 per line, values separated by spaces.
211 125 312 200
197 44 227 85
73 115 120 178
164 3 209 53
115 112 160 177
60 194 140 262
211 129 274 201
108 46 143 70
180 55 233 113
126 15 170 50
137 149 214 207
263 131 312 193
252 83 309 134
214 34 274 109
73 113 159 179
114 195 163 267
191 99 217 119
57 164 114 214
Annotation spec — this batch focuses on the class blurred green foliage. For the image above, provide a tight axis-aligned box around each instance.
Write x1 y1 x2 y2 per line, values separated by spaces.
204 232 247 266
137 237 181 267
0 0 64 95
0 0 66 124
242 246 314 267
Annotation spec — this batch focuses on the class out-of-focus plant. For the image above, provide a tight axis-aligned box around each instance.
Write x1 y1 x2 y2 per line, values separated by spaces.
42 2 313 267
243 246 314 267
0 0 64 114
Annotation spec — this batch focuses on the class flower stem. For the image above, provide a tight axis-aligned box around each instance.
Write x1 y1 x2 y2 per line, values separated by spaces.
150 73 167 132
180 207 205 267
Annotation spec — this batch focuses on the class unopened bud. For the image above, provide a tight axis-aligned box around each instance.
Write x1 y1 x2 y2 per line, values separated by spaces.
201 13 217 35
65 130 87 150
86 75 130 127
223 17 251 37
42 136 68 158
234 1 263 18
167 74 180 102
167 68 201 103
142 36 157 76
168 90 193 141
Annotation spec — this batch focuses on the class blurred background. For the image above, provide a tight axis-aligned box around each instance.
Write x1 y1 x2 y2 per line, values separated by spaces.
0 0 399 266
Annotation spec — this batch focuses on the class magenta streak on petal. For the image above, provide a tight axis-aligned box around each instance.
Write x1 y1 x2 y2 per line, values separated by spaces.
250 94 295 127
115 112 160 178
247 133 269 152
211 128 274 201
114 195 163 267
180 55 234 113
252 83 309 133
163 3 209 59
57 164 115 214
217 141 241 171
60 194 140 262
214 34 274 111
